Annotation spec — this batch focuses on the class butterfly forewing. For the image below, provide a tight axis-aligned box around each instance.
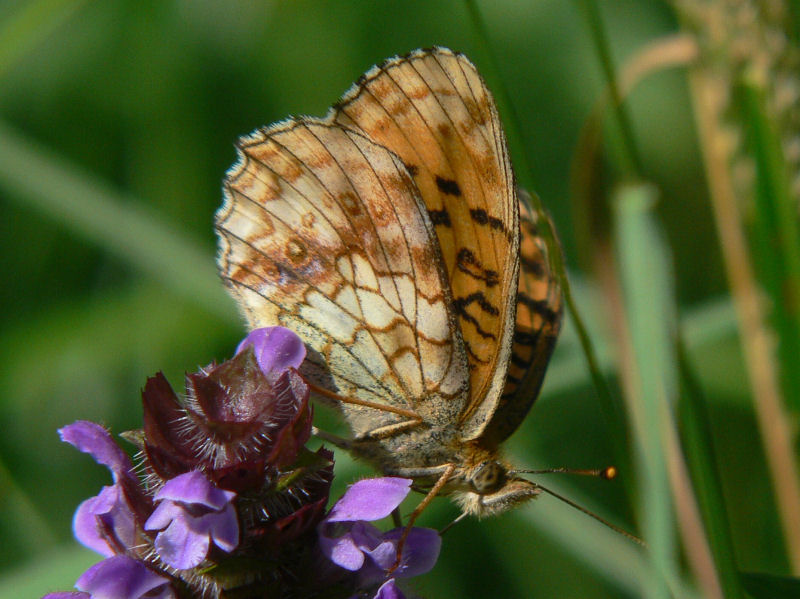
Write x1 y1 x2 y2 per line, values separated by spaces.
331 48 519 440
217 119 469 437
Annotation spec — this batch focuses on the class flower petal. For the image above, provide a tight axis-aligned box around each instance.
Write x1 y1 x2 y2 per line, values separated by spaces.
319 529 366 571
153 516 211 569
73 485 136 557
143 499 183 532
59 422 135 483
325 478 411 523
236 327 306 377
153 471 235 510
75 555 174 599
374 579 405 599
206 503 239 552
380 527 441 578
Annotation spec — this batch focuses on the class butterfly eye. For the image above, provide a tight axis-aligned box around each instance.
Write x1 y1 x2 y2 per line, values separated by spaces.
471 461 507 494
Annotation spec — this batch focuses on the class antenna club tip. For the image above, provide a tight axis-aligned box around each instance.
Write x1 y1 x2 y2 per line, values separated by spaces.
602 466 617 480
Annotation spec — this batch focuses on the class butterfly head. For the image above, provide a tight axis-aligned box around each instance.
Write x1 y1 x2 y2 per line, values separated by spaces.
455 460 541 517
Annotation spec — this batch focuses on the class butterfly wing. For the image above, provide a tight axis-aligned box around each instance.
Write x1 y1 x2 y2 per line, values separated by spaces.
479 193 563 448
216 119 469 438
330 47 519 440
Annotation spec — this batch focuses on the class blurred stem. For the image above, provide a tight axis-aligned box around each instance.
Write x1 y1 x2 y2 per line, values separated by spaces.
575 0 644 179
571 34 697 262
687 66 800 572
0 0 89 80
613 184 697 599
677 339 745 599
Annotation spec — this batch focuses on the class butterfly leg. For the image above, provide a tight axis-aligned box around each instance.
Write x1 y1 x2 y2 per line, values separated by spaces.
313 417 423 450
311 427 355 450
389 463 456 574
352 418 423 441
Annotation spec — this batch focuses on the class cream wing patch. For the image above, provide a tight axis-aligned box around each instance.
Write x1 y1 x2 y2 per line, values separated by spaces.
216 119 469 435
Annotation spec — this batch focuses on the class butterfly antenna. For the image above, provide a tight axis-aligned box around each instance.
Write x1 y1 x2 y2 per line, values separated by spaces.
512 466 618 480
536 483 645 546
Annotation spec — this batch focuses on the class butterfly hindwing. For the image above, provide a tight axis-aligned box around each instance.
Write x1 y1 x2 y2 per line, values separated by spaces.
330 47 519 440
216 119 469 437
480 194 563 447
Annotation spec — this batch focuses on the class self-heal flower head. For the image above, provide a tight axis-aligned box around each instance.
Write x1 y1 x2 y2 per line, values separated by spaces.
140 326 312 489
319 477 441 589
144 470 239 569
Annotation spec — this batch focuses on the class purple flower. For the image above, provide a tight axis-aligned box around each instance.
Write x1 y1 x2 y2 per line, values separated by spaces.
144 470 239 569
79 555 174 599
43 556 174 599
236 326 307 381
73 483 136 557
59 421 136 483
374 578 405 599
59 422 150 556
319 477 441 587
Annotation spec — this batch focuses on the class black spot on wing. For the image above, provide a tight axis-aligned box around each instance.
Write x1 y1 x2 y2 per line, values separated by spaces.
520 253 545 278
453 303 498 340
435 175 462 197
512 330 537 346
428 208 452 227
456 248 499 287
454 291 499 316
510 351 531 368
470 208 510 239
463 340 489 365
517 292 560 323
404 162 419 177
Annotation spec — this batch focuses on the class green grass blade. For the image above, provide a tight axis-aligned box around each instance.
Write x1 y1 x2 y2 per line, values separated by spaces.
739 75 800 414
613 182 680 599
574 0 643 178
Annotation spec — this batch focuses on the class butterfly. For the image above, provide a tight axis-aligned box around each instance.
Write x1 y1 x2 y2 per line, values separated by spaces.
216 47 563 518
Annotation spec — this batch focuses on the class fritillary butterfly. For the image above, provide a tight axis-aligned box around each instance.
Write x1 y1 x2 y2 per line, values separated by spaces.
216 47 563 517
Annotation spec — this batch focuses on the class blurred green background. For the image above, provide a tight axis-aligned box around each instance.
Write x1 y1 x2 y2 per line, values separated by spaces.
0 0 789 597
